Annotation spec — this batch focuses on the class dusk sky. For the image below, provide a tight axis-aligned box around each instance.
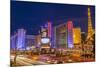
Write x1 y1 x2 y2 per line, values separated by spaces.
11 1 95 35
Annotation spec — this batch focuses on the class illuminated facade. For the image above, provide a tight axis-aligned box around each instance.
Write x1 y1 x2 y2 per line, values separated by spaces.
26 35 35 47
35 35 41 48
40 22 54 48
10 33 17 50
73 27 81 45
41 26 48 38
47 22 52 38
82 7 95 58
55 23 67 48
67 21 74 48
54 21 74 49
47 22 55 48
40 25 50 48
47 22 54 48
17 29 26 50
11 29 36 51
87 7 94 40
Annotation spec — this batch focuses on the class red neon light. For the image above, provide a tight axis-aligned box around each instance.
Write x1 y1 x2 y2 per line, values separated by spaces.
48 22 51 37
68 21 73 30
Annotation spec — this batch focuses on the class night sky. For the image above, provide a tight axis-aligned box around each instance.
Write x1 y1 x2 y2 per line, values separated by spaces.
11 1 95 35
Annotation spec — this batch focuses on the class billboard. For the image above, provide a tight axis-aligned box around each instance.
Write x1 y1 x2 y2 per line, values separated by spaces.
41 37 50 44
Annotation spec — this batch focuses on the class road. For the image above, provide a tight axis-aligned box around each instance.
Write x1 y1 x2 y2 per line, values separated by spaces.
10 55 48 66
10 54 95 66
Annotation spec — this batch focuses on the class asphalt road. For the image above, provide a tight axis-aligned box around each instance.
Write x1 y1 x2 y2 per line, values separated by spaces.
10 55 48 66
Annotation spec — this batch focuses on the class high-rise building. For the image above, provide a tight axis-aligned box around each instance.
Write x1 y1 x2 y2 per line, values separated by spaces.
67 21 74 48
11 29 36 51
40 22 54 48
73 27 81 45
54 21 74 49
51 27 55 48
55 23 67 48
17 29 26 50
40 25 50 49
47 22 55 48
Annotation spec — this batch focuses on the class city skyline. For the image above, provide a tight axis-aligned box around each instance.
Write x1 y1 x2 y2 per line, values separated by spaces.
10 1 95 66
11 1 95 35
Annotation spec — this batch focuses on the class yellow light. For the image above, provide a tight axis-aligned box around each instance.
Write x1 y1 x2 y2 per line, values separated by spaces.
73 28 81 44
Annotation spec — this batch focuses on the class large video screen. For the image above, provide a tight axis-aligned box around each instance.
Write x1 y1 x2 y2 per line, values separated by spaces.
41 37 50 44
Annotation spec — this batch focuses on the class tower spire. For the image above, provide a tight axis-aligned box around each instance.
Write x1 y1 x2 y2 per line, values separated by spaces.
87 7 94 39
